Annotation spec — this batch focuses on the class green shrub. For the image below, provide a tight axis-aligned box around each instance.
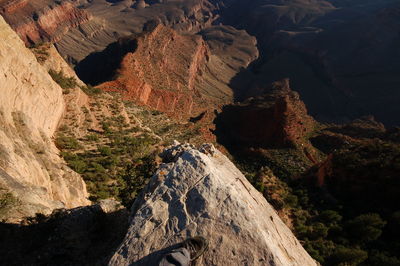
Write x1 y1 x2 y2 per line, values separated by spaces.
90 162 106 173
0 191 18 218
68 159 87 174
346 213 386 244
98 146 112 156
55 135 80 150
86 134 99 141
60 151 78 161
309 222 329 240
48 70 77 91
319 210 342 226
80 85 102 96
329 246 368 266
368 250 400 266
284 194 298 207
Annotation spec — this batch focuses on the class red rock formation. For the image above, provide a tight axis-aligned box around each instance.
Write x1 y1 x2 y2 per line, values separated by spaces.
1 0 27 13
216 79 315 148
314 154 333 186
0 0 90 45
99 24 213 119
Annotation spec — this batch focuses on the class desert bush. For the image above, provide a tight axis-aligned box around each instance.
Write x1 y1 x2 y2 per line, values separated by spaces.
86 134 99 141
0 191 18 218
80 85 102 96
55 135 80 150
346 213 386 244
328 246 368 266
48 70 77 92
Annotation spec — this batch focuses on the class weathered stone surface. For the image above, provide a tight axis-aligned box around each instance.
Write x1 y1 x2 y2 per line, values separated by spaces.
0 15 89 222
110 143 316 265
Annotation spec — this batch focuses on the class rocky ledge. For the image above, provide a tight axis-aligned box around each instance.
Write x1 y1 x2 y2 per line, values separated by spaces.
110 143 316 265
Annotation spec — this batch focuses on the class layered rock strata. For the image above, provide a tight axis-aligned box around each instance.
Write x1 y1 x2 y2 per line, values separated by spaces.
97 24 257 119
98 24 209 118
0 0 90 45
110 143 316 265
0 15 89 222
56 0 223 63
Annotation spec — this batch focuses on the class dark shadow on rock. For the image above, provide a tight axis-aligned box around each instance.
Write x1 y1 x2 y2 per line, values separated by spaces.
105 0 124 3
75 37 138 86
189 111 206 123
130 243 182 266
0 205 129 265
228 57 264 103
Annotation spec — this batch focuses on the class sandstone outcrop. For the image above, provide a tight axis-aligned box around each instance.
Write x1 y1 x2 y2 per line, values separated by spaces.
96 24 257 119
110 143 316 265
0 0 90 45
215 79 315 149
0 15 89 222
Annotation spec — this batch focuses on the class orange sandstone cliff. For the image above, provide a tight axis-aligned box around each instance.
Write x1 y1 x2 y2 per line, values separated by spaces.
98 24 258 119
100 24 210 119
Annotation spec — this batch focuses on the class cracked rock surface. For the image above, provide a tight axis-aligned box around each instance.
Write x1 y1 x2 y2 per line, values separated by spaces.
110 143 316 266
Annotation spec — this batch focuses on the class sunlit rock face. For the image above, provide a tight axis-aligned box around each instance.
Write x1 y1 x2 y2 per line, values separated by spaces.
110 143 317 266
90 24 257 119
0 15 89 222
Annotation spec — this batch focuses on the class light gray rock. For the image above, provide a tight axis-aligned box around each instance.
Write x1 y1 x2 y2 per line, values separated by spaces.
110 143 316 266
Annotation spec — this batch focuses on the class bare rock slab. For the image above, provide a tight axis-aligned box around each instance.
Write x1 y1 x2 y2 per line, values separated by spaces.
110 143 316 266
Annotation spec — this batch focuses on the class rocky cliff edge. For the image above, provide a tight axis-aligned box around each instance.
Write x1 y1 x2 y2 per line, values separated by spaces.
110 143 316 266
0 15 89 222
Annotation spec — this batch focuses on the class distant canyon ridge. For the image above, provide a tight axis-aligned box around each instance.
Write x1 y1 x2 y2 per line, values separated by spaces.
2 0 400 125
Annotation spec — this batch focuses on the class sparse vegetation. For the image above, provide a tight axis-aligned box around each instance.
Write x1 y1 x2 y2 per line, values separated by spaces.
31 43 50 63
48 70 77 94
57 109 159 206
56 93 207 207
48 69 102 96
233 126 400 265
55 135 81 150
0 189 18 219
80 85 102 96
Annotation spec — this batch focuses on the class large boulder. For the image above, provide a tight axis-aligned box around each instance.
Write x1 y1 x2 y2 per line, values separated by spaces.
110 143 316 265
